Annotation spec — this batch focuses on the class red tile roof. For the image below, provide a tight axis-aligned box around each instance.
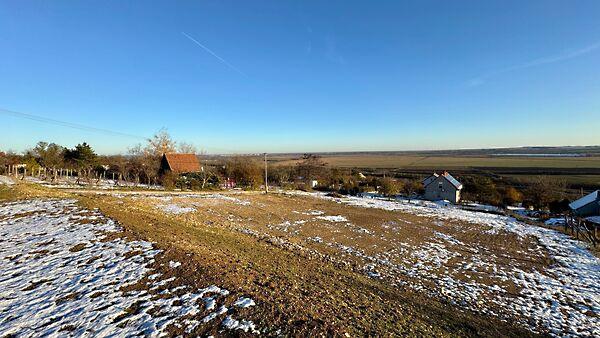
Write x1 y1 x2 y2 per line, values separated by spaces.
162 153 200 173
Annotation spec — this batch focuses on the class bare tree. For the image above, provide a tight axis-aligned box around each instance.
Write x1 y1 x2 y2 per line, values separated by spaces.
378 177 401 197
296 154 327 181
223 156 262 189
109 155 129 185
178 142 197 154
526 176 567 210
402 179 423 201
129 144 160 185
147 128 177 156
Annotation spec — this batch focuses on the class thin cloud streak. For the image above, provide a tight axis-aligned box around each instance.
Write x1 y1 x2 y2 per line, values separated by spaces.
181 31 246 76
468 41 600 86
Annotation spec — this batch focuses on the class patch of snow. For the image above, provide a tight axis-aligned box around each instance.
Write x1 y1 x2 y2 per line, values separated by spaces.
199 194 251 206
434 231 465 246
544 218 566 226
159 204 195 214
586 216 600 224
233 297 256 308
169 261 182 268
316 215 348 222
462 203 501 213
222 315 260 334
202 305 228 323
0 175 15 185
294 210 324 216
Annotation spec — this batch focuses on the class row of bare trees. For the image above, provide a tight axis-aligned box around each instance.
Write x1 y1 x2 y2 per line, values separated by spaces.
0 129 200 186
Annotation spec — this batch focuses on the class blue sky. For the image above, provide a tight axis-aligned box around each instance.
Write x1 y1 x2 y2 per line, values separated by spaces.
1 1 599 154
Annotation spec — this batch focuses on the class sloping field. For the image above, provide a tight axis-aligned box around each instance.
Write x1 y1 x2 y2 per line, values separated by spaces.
1 183 598 336
0 199 260 336
89 190 597 336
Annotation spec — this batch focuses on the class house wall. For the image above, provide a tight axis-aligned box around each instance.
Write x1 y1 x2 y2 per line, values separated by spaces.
573 201 600 217
424 176 460 203
159 155 171 175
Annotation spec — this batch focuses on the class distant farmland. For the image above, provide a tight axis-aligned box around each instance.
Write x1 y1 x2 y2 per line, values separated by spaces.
269 153 600 190
272 154 600 170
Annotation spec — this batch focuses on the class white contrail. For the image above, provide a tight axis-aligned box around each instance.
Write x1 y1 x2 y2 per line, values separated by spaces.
468 40 600 86
181 31 246 76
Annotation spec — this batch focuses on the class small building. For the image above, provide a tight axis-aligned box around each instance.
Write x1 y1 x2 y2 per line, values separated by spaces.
221 178 236 189
422 171 463 204
160 153 201 175
569 190 600 217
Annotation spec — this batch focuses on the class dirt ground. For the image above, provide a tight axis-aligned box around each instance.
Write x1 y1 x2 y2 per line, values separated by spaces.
4 183 595 336
77 190 550 335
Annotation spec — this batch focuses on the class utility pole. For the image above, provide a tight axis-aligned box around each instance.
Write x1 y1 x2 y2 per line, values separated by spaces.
264 153 268 194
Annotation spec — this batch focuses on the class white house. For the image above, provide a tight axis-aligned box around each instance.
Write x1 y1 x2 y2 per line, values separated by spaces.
422 171 463 204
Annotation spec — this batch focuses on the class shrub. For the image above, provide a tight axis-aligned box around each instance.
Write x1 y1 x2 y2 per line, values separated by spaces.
524 176 566 210
160 171 178 190
378 177 400 197
223 157 263 189
501 186 523 206
462 176 502 205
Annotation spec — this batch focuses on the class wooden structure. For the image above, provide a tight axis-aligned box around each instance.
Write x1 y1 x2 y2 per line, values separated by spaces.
565 190 600 246
423 171 463 204
160 153 201 174
569 190 600 217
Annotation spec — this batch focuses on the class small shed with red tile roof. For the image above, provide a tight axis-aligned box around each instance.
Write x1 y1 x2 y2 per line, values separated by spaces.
160 153 201 174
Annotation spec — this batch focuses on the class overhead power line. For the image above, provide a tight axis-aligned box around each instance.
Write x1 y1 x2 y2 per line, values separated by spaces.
0 107 148 140
0 107 250 154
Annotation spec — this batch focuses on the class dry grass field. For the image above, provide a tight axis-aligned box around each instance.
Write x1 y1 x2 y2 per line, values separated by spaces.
269 153 600 190
2 180 598 336
272 154 600 170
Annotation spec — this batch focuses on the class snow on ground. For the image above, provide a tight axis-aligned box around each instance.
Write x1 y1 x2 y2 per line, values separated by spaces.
285 192 600 336
462 202 502 213
159 203 196 214
0 199 259 336
0 175 15 185
433 231 465 246
201 194 251 206
316 215 348 222
233 297 256 308
120 192 251 207
173 193 251 206
545 218 566 226
222 315 260 333
293 210 325 216
37 177 163 190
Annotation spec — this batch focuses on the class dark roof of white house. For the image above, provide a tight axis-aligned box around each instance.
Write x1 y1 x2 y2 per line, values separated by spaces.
443 172 463 190
422 173 439 187
423 171 463 190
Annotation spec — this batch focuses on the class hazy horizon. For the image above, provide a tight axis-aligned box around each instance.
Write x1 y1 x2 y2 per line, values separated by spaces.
2 135 599 157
